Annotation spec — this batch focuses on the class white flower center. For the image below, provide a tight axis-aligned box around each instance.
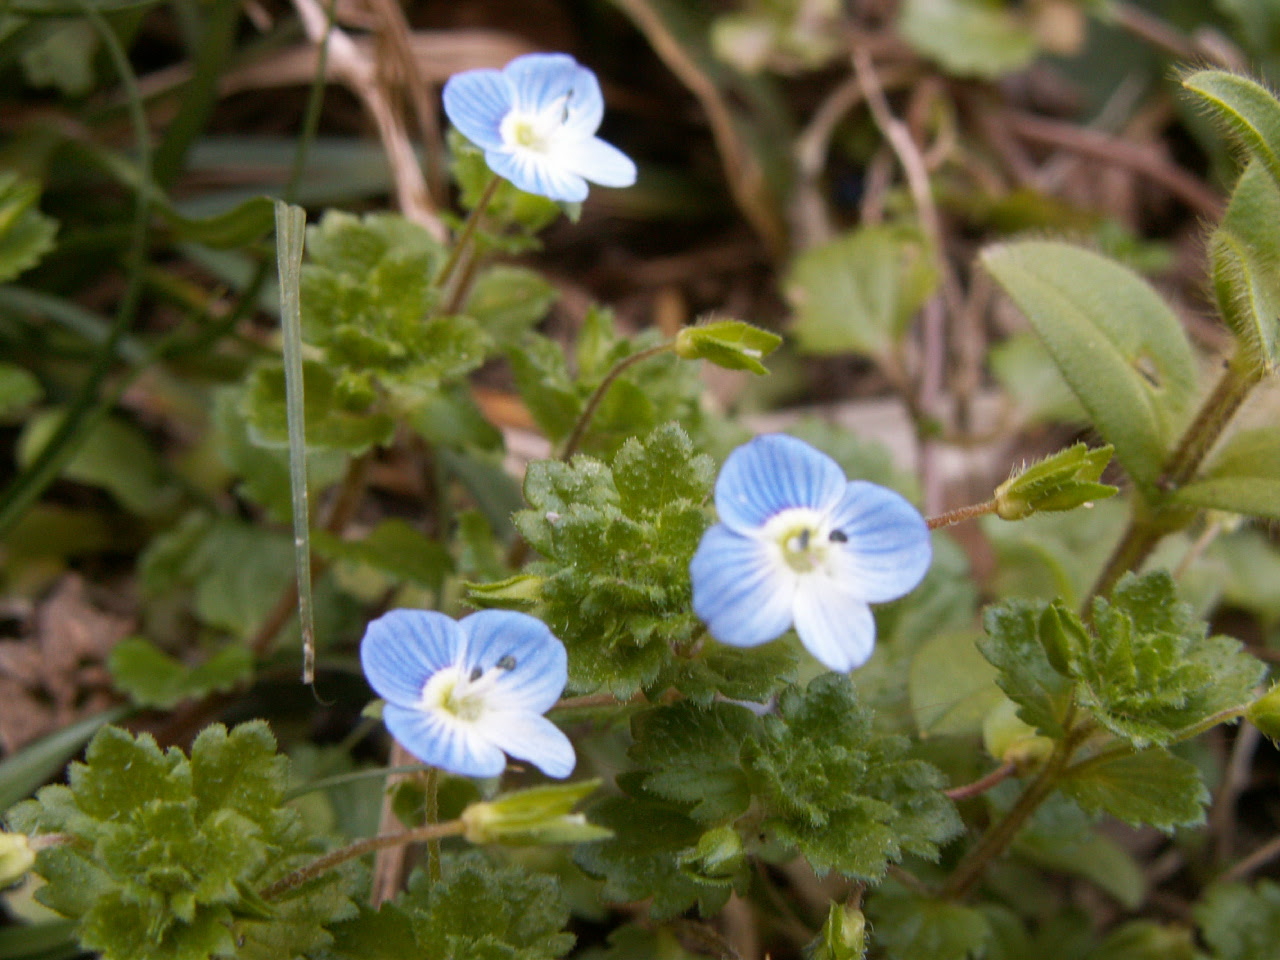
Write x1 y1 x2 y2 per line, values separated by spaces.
420 657 516 723
500 95 571 154
759 507 847 575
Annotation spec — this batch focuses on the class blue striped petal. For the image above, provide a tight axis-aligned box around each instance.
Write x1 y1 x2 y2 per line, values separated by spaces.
485 147 588 201
458 610 568 714
690 524 795 647
561 64 604 136
714 434 846 533
791 578 876 672
502 53 579 114
550 136 636 187
475 712 576 779
383 703 506 777
826 481 932 603
441 68 509 151
360 609 461 707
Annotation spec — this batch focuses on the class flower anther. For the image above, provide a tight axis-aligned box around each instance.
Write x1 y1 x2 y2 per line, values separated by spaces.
360 609 574 779
690 434 933 672
443 52 637 202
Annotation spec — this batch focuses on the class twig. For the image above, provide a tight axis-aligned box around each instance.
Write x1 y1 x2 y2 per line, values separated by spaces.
287 0 445 240
945 762 1017 801
1220 829 1280 884
611 0 787 256
1002 110 1223 219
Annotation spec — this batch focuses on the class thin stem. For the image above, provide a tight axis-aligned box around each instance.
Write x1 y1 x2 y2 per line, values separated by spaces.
283 762 427 802
553 693 624 711
261 819 465 900
424 767 442 886
1220 830 1280 884
559 343 675 460
926 500 997 531
435 174 500 294
945 762 1017 802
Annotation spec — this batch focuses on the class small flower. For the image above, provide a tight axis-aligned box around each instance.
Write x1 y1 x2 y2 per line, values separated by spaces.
690 434 932 672
360 609 574 778
443 52 637 202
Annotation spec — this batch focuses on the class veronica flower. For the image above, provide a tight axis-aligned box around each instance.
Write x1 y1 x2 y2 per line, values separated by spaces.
690 434 932 672
442 52 637 202
360 609 574 779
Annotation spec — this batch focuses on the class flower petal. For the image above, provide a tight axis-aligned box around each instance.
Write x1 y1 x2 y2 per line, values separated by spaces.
826 481 932 603
502 53 580 114
549 136 637 188
691 524 795 647
475 711 576 779
458 610 568 713
561 65 604 137
485 147 588 202
791 578 877 672
442 68 510 151
714 434 847 533
360 610 462 707
384 703 506 777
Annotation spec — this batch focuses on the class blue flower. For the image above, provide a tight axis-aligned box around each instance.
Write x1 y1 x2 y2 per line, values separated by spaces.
690 434 932 672
360 609 574 779
442 52 637 202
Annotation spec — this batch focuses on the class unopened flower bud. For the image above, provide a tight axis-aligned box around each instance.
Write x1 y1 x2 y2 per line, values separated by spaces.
994 443 1116 521
0 834 35 887
983 698 1054 767
1248 684 1280 742
805 903 866 960
461 780 610 845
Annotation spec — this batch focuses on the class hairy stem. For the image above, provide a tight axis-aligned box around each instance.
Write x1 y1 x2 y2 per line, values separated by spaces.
926 500 997 531
435 174 500 294
559 343 675 460
945 762 1017 802
262 819 465 901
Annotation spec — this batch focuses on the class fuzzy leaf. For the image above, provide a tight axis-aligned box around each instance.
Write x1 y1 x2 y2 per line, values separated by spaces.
464 265 557 344
787 224 938 359
1208 161 1280 371
1194 880 1280 960
1173 427 1280 520
982 241 1197 497
1183 70 1280 190
0 172 57 282
312 519 453 592
243 360 395 454
867 882 991 960
1062 747 1208 831
109 638 253 709
978 599 1074 738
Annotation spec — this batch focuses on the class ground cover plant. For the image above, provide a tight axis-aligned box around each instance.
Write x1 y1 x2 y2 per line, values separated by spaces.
3 1 1280 958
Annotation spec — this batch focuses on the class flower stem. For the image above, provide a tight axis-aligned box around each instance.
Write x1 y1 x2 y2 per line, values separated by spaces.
944 762 1017 801
559 342 675 460
261 819 465 901
435 173 501 295
425 766 442 886
926 499 997 531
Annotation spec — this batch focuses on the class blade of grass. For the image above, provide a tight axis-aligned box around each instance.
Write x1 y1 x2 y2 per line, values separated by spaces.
273 200 316 684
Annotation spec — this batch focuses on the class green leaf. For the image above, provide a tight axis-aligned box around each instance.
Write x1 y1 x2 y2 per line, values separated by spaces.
312 520 453 592
400 853 574 959
464 265 557 344
575 793 731 920
988 333 1087 425
978 599 1074 738
0 362 41 420
909 631 1002 738
1209 161 1280 371
328 902 419 960
1173 427 1280 519
17 409 175 516
745 676 961 879
787 224 938 359
1194 880 1280 960
674 319 782 375
1093 920 1196 960
898 0 1038 79
1073 572 1264 748
0 706 128 815
1014 826 1146 909
981 241 1197 496
18 18 97 95
243 360 395 454
1062 746 1208 831
513 424 715 697
867 881 991 960
1183 70 1280 189
0 172 57 283
108 639 253 710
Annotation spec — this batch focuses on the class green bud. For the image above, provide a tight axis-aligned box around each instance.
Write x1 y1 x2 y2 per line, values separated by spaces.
983 698 1055 767
674 318 782 375
1247 684 1280 742
805 902 866 960
464 574 544 610
677 825 746 884
994 443 1117 521
0 833 35 887
1037 602 1084 676
461 780 611 845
